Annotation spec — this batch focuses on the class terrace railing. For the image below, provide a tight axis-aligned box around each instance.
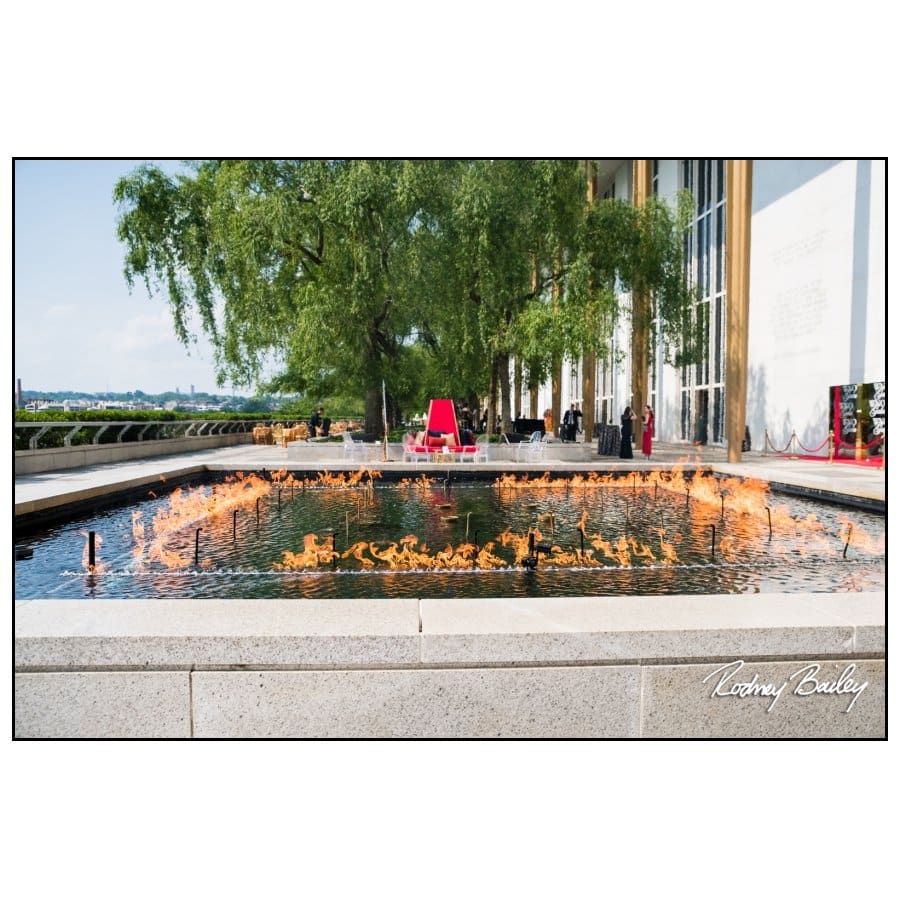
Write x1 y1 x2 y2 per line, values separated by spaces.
15 419 263 452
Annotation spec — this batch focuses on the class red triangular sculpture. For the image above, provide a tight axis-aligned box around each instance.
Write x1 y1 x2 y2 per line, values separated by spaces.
424 399 461 445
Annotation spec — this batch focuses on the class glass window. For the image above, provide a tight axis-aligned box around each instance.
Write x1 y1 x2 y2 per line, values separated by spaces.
713 387 724 443
714 295 723 382
715 204 724 293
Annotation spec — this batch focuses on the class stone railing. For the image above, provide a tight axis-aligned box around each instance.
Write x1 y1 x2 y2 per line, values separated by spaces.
14 419 260 475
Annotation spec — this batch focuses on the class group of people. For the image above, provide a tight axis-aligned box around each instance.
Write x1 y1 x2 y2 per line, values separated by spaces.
619 404 654 460
457 403 490 434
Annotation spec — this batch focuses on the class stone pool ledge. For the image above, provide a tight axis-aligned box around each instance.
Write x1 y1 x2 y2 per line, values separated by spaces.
15 592 884 738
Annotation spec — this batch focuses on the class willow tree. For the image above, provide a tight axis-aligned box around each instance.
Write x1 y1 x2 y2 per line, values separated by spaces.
417 160 586 433
115 159 697 435
430 160 699 433
114 159 432 433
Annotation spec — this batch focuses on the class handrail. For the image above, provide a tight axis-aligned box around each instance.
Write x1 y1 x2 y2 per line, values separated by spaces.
15 419 268 452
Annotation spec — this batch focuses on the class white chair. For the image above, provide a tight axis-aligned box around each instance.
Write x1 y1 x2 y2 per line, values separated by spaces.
468 433 489 463
517 431 545 463
402 434 421 465
342 431 366 462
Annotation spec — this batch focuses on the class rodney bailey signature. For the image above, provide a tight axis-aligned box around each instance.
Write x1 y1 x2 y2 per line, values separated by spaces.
702 660 868 713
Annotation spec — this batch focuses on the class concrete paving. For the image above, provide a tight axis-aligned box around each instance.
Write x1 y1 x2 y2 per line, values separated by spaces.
14 439 885 521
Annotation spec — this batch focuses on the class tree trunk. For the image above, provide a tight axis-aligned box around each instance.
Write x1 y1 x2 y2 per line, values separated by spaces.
528 375 538 418
487 357 498 438
497 350 512 433
364 385 381 437
513 357 522 419
551 356 562 441
582 351 596 442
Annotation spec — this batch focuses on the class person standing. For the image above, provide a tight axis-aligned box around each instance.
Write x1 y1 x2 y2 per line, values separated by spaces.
619 406 636 459
642 404 654 459
562 404 576 442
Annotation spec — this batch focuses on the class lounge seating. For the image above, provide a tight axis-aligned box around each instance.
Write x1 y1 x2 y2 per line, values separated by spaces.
409 399 478 462
252 425 274 445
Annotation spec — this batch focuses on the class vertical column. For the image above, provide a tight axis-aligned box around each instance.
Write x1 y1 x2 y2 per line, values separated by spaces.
725 159 753 463
631 159 653 448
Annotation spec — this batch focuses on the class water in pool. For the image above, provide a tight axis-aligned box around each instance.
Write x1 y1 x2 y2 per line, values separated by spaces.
14 469 885 600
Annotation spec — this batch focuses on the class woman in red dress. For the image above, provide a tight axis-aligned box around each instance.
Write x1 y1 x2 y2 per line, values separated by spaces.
642 405 654 459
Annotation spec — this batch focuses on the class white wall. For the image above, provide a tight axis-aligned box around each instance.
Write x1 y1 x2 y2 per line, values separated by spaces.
864 160 885 385
746 160 874 452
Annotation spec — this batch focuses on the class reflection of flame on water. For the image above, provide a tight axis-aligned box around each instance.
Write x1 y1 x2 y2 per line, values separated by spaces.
398 474 437 490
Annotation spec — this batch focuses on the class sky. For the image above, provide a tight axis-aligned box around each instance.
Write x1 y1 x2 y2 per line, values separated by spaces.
14 159 235 397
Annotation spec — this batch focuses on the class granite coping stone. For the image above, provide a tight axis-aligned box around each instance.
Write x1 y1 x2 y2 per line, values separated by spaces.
16 597 421 669
15 592 883 671
420 593 884 663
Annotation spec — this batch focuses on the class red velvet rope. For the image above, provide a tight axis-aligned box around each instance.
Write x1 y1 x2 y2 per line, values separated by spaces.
795 434 830 453
835 433 884 450
765 431 794 454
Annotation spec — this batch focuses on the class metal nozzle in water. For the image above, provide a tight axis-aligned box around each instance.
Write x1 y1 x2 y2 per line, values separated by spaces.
88 531 96 571
843 524 853 559
195 528 202 565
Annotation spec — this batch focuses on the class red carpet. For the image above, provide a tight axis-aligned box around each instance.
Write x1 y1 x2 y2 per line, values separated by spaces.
782 454 884 468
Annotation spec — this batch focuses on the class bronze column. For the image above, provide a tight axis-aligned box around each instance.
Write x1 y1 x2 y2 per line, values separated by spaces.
725 159 753 463
631 159 653 447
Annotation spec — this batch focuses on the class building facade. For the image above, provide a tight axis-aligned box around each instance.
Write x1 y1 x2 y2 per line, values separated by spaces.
517 159 885 453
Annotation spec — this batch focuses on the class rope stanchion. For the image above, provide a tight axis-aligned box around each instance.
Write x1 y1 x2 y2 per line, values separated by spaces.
795 434 830 454
765 423 883 462
764 430 794 455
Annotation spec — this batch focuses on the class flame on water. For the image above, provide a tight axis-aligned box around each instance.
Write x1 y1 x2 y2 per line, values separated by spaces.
108 465 884 575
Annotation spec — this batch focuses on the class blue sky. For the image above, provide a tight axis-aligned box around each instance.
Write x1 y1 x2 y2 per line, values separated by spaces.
14 159 237 396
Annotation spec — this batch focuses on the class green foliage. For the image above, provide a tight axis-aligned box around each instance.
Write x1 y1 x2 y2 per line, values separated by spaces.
114 159 697 433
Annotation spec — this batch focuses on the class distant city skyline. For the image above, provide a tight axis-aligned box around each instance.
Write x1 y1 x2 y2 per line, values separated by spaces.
14 159 270 397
